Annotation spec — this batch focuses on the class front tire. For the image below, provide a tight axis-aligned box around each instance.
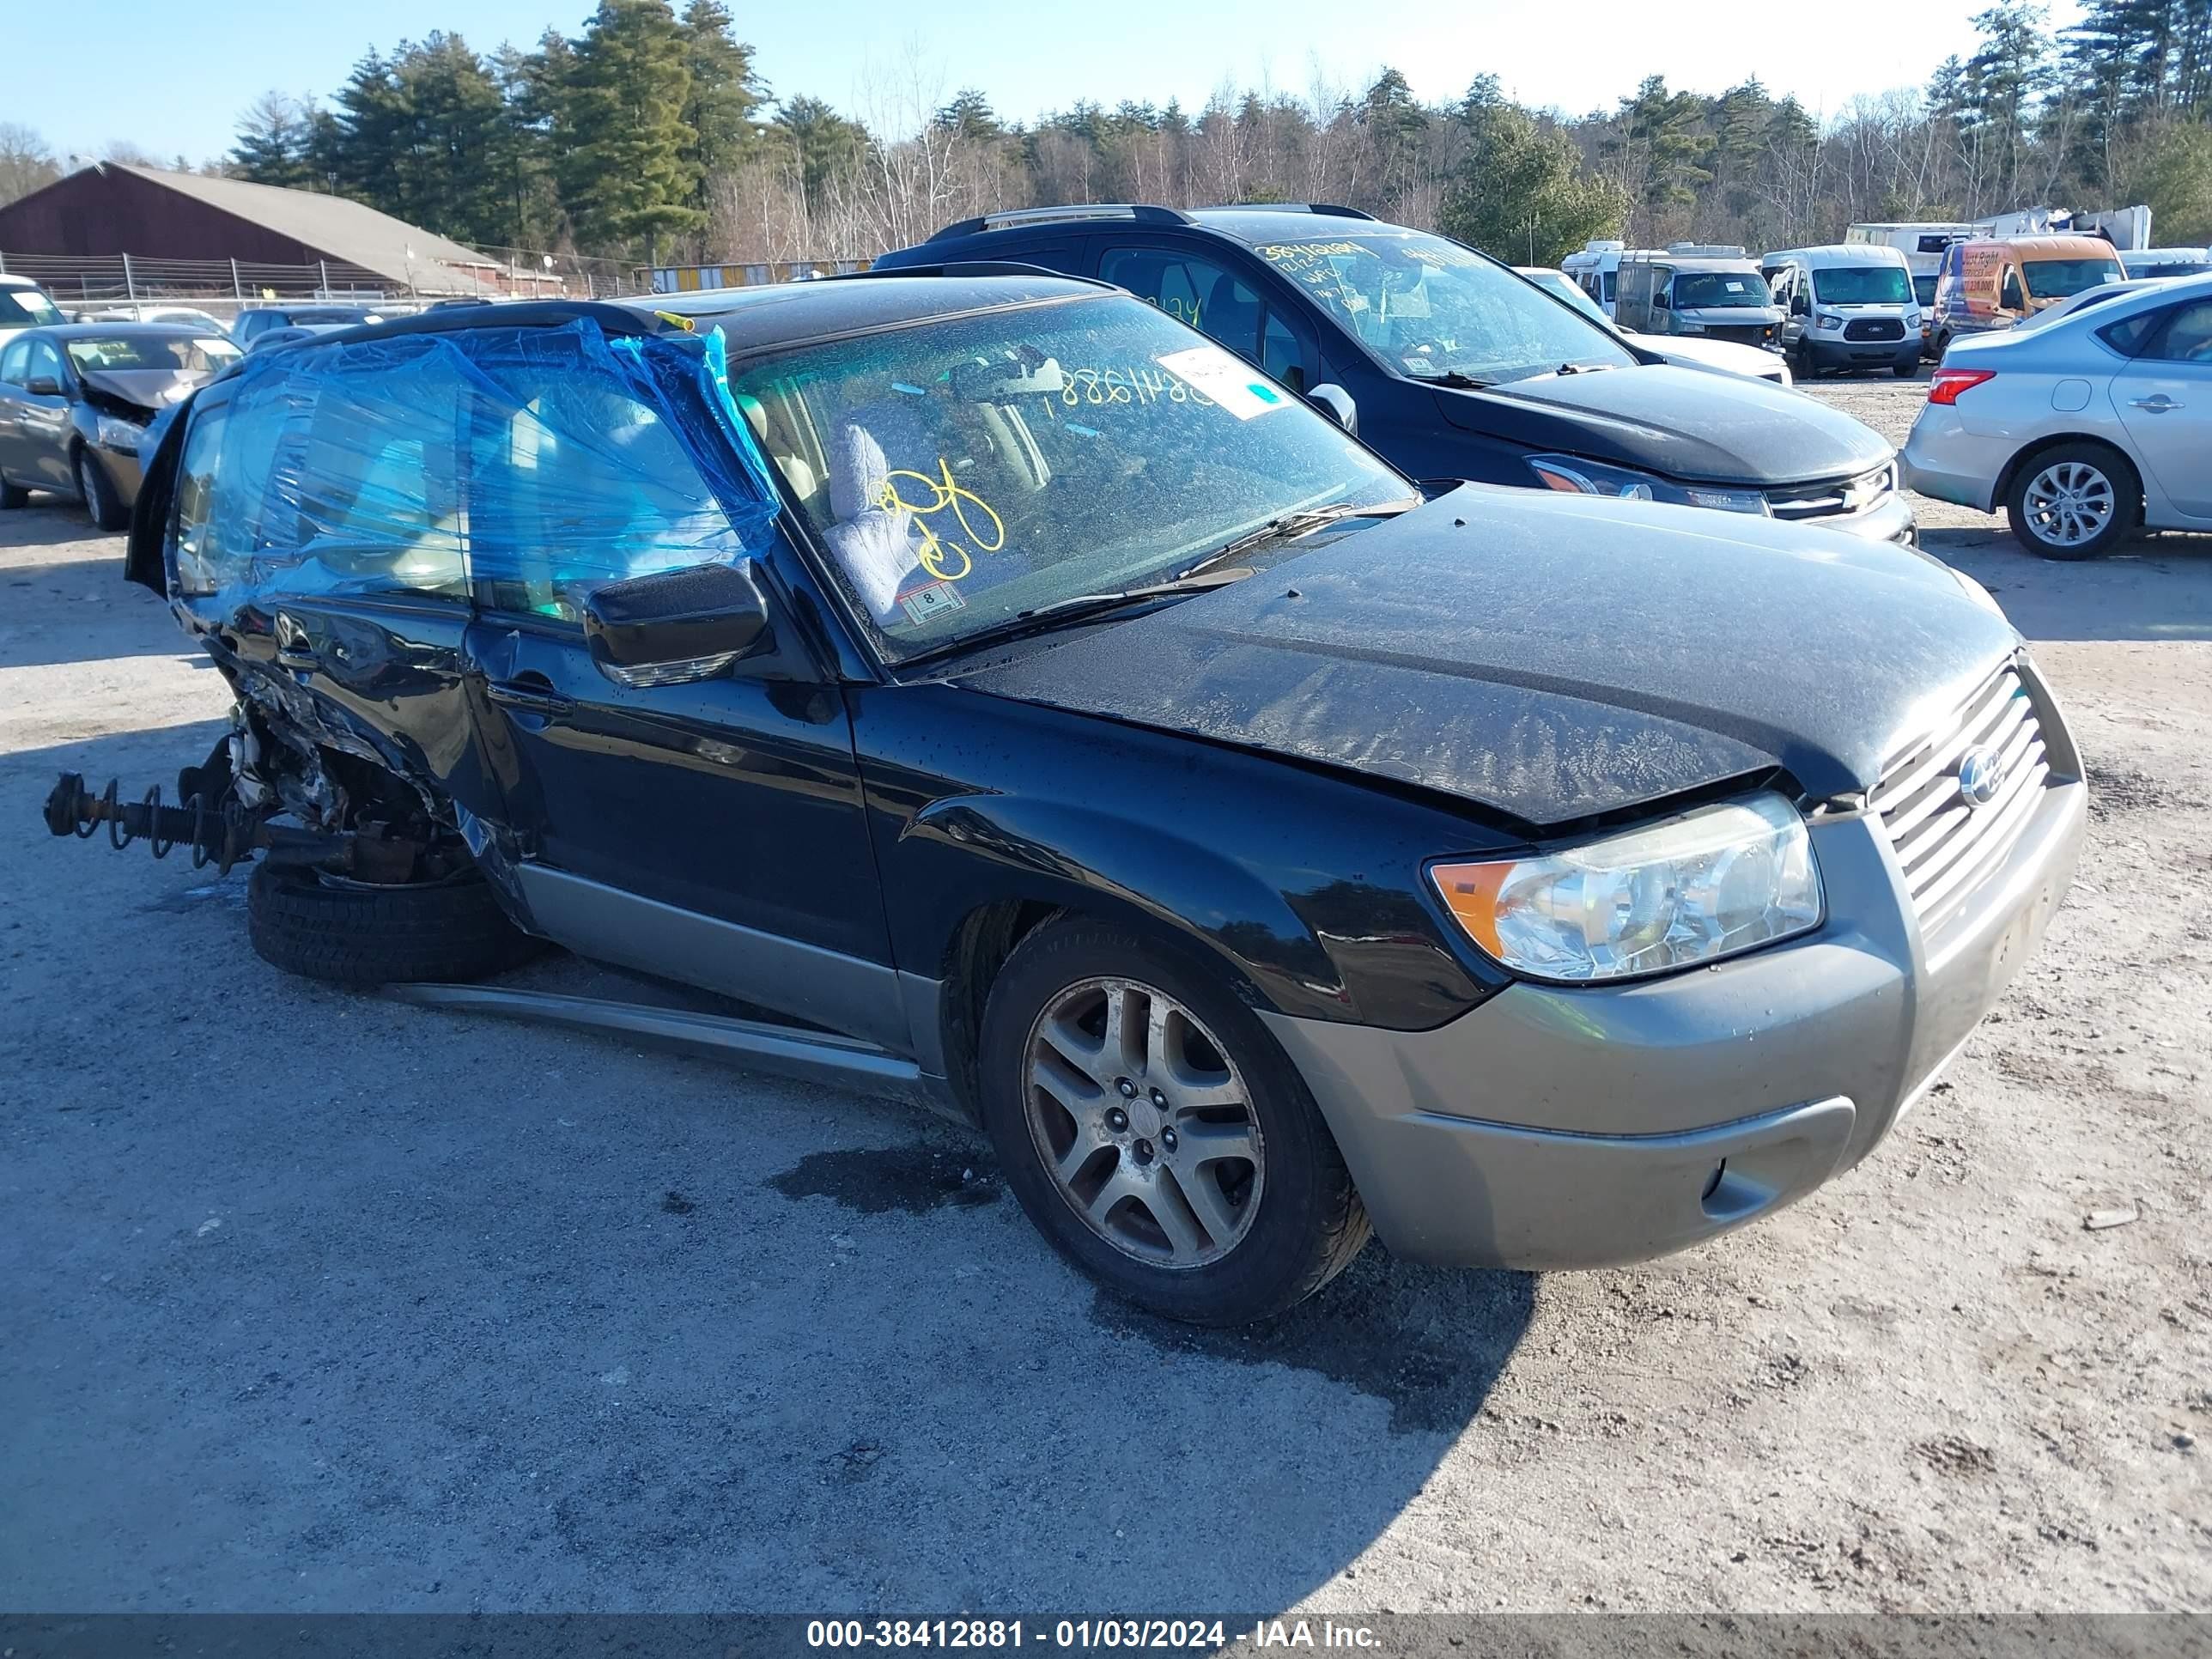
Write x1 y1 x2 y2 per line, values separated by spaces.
76 448 129 532
2006 442 2139 561
246 861 542 986
0 477 27 510
978 917 1369 1325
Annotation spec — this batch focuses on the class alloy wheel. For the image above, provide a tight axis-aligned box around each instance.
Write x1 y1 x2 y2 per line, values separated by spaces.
1021 975 1263 1269
2021 459 2114 549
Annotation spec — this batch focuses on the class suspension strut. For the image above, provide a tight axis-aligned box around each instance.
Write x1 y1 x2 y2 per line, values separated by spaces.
42 772 258 873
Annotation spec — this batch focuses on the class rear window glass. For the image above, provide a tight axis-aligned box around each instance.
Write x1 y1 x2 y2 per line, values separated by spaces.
0 287 64 327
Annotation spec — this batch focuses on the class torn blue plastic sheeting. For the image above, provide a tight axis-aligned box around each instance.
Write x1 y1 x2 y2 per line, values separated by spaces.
173 317 781 618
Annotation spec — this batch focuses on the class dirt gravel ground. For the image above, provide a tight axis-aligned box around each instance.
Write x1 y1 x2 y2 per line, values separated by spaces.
2 374 2207 1616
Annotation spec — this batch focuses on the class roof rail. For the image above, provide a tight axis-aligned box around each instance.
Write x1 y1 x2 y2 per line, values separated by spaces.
837 260 1114 288
927 204 1195 241
1218 202 1376 220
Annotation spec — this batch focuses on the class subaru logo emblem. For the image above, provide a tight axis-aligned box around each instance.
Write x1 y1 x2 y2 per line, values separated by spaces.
1955 745 2004 809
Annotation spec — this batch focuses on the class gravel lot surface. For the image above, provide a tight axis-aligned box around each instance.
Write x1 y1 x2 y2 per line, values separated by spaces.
3 374 2207 1615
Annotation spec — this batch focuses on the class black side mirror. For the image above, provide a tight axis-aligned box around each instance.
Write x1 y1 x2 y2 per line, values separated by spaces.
1651 291 1670 310
580 558 770 684
25 376 64 398
1791 295 1810 316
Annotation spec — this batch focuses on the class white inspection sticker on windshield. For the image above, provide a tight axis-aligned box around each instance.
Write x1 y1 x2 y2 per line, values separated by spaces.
1155 345 1291 420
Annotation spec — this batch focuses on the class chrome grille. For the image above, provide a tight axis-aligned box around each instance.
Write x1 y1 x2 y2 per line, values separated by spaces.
1767 462 1896 524
1869 665 2051 924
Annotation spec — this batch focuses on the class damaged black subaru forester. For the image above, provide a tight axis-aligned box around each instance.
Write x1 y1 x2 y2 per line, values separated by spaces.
48 274 2084 1325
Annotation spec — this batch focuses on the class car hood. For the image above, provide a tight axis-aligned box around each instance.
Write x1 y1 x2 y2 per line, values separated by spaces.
1630 333 1781 379
77 367 212 415
1435 362 1891 487
952 489 2017 830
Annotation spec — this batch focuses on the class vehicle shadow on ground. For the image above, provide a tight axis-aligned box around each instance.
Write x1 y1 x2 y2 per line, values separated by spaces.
0 556 214 669
4 721 1539 1613
0 505 104 550
1919 526 2212 644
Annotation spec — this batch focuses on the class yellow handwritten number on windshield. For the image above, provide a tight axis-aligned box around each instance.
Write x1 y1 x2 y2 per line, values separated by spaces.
877 459 1005 582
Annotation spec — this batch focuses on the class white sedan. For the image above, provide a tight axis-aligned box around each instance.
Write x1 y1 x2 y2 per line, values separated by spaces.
1901 271 2212 558
1516 266 1793 386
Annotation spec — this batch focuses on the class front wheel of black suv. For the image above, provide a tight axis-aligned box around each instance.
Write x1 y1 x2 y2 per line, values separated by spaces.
246 861 543 986
977 917 1370 1325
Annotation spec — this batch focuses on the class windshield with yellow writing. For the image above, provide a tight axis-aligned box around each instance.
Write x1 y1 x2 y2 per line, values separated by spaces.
727 295 1406 659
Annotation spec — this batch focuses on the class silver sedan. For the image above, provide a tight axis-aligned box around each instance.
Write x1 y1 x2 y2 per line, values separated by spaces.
1900 271 2212 557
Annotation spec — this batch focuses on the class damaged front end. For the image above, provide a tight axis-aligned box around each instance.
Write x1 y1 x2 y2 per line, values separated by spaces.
41 689 476 887
53 308 782 924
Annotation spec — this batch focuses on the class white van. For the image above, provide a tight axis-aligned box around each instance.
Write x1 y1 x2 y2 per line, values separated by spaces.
1762 244 1923 378
1560 240 1629 318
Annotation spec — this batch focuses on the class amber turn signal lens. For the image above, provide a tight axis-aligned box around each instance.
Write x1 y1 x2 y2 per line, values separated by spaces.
1429 859 1513 957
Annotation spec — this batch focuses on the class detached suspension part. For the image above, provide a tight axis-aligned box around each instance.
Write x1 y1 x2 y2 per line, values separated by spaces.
41 770 432 883
43 772 258 872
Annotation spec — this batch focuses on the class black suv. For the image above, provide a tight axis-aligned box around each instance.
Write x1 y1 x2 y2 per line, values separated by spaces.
877 204 1914 542
52 279 2076 1325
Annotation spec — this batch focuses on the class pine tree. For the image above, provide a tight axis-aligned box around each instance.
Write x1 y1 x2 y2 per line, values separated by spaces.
1605 76 1715 240
556 0 702 259
678 0 769 214
934 90 1003 140
1443 82 1626 264
773 95 867 210
230 93 317 189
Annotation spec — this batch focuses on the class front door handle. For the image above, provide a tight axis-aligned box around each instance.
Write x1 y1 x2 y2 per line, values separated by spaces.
2130 393 2182 412
487 679 575 719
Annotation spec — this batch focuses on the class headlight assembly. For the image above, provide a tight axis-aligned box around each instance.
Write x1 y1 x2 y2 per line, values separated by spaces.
1528 454 1770 517
1818 313 1844 331
1431 793 1824 983
94 414 145 453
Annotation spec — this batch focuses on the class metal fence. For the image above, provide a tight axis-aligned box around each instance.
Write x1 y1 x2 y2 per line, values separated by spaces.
641 259 872 293
1 249 889 316
0 248 651 306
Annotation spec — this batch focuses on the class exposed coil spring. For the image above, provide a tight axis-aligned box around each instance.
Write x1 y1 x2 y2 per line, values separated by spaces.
45 772 252 874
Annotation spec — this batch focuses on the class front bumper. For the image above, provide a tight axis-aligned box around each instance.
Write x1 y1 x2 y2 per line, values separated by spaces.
1263 744 2086 1269
1804 335 1920 372
1790 488 1917 544
88 445 145 504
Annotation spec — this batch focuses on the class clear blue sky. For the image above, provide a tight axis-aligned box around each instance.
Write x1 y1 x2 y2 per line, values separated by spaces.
17 0 2073 167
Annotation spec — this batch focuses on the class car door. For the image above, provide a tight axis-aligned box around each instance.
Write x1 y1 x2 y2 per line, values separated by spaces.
17 337 76 490
0 337 29 481
457 340 902 1048
157 372 513 840
2113 296 2212 522
1774 268 1807 349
